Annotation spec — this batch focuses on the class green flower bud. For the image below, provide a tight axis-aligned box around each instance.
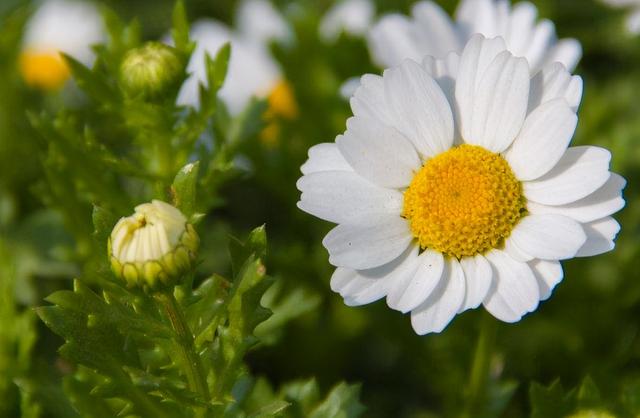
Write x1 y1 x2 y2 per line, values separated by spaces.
109 200 199 291
566 410 617 418
119 42 184 100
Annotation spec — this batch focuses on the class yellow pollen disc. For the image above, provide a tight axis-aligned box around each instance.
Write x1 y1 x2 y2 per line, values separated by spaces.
260 80 298 147
19 49 70 91
267 79 298 120
402 144 526 259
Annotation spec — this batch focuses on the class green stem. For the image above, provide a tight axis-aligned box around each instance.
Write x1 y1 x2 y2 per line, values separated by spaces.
155 291 210 401
461 312 498 418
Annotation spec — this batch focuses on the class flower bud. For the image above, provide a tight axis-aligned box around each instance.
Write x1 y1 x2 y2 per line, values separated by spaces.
109 200 199 291
119 42 184 100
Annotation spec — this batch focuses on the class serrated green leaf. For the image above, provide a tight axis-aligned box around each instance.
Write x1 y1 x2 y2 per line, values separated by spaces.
577 376 602 409
186 275 228 347
280 378 321 414
62 54 117 105
308 382 365 418
530 380 576 418
64 374 114 418
171 161 200 217
248 400 290 417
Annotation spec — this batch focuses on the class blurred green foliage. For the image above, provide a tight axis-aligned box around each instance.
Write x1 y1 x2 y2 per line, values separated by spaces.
0 0 639 417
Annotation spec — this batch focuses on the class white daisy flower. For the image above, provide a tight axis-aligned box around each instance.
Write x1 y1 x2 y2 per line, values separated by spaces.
177 0 296 119
319 0 376 42
297 35 625 335
368 0 582 74
20 0 105 90
601 0 640 33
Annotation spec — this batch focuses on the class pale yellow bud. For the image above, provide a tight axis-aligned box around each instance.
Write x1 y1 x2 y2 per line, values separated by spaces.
108 200 199 291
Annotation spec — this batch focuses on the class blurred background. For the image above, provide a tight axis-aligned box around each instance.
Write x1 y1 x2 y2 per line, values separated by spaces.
1 0 639 417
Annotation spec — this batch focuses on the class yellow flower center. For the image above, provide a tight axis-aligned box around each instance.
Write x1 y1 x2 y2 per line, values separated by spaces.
267 79 298 120
403 144 526 259
260 80 298 147
19 49 70 90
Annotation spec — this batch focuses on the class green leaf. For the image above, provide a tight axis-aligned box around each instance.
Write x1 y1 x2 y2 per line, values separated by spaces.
171 161 200 217
62 54 117 105
255 282 321 345
171 0 192 55
308 382 366 418
229 225 267 276
280 379 321 414
577 376 602 409
530 380 576 418
199 44 230 111
248 400 290 417
208 43 231 93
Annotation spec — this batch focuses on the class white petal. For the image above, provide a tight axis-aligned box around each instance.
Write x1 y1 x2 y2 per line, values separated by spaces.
422 52 462 142
527 173 626 223
455 0 499 38
524 146 612 205
340 278 388 306
386 249 445 313
322 215 412 269
410 258 466 335
508 214 587 260
529 259 563 301
411 1 462 58
367 14 421 68
506 99 577 181
576 217 621 257
459 254 493 311
503 236 534 262
385 59 454 158
545 38 582 72
330 267 357 293
297 171 402 224
468 51 530 152
528 62 583 112
522 19 554 73
300 143 352 174
338 117 421 188
339 77 362 100
456 35 508 143
483 250 540 323
350 74 396 127
505 1 537 58
340 247 418 306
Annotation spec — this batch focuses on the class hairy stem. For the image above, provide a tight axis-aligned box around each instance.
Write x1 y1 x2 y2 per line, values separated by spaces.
461 312 497 418
155 291 210 401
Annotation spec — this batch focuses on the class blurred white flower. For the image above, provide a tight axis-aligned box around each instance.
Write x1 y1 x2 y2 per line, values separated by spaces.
21 0 105 90
297 35 624 335
319 0 376 42
368 0 582 74
236 0 293 45
601 0 640 33
177 0 296 119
